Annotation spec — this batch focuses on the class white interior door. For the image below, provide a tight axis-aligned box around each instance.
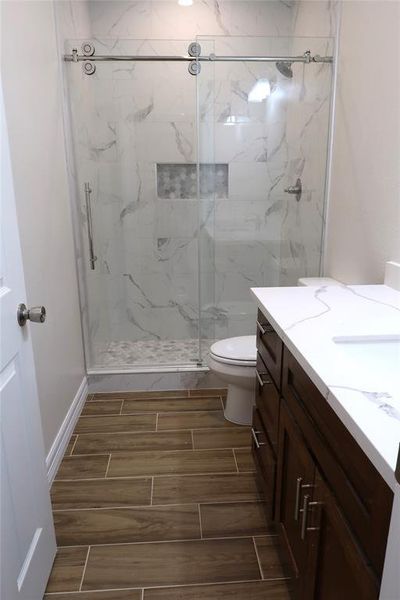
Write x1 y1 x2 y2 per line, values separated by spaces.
0 81 56 599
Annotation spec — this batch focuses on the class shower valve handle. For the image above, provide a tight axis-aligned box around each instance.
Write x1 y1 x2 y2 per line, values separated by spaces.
284 178 302 202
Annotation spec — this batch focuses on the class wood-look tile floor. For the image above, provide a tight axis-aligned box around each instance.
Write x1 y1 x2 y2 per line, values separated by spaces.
44 389 291 599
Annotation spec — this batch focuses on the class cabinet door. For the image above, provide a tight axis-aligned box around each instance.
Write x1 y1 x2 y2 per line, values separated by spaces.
303 470 379 600
252 408 276 519
275 401 315 583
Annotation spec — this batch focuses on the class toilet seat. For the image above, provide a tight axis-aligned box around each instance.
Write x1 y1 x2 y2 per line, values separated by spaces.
210 335 256 367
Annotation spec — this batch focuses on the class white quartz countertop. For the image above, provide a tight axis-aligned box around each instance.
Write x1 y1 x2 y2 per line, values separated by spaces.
251 284 400 491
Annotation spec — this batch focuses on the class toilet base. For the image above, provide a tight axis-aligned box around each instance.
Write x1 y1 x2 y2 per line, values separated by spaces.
224 383 255 426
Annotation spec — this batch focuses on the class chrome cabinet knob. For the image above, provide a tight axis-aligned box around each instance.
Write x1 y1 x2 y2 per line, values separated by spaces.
17 303 46 327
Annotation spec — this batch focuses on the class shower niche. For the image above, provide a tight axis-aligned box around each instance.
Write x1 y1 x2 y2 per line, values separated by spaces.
63 36 334 372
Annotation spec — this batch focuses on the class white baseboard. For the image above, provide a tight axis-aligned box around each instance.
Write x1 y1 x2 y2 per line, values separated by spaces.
46 376 88 485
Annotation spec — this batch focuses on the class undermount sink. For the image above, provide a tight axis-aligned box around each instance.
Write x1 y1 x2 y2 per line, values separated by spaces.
332 335 400 390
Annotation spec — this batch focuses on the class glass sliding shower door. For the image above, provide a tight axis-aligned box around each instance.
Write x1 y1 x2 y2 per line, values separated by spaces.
196 35 334 353
65 39 205 370
64 35 333 371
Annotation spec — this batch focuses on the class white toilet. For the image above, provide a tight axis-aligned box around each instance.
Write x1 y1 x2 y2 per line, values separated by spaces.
208 335 257 425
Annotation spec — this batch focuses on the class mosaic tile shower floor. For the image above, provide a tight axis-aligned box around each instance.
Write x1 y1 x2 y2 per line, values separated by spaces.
98 339 216 367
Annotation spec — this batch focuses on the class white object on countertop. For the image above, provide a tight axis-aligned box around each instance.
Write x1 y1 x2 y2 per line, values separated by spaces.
385 261 400 292
297 276 340 286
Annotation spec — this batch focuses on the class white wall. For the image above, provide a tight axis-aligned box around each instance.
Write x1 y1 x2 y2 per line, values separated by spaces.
1 0 86 454
325 0 400 283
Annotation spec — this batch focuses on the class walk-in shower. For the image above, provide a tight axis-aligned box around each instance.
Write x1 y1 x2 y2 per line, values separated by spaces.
63 35 334 373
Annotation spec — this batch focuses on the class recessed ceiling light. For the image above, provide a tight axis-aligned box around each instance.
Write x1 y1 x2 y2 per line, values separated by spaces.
178 0 193 6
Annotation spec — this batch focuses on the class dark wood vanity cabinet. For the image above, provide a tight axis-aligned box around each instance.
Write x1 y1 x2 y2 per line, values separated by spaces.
252 311 394 599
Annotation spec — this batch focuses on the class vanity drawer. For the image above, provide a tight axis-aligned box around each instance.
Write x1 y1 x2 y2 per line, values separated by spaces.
255 352 280 454
252 408 276 519
256 309 283 389
282 346 393 577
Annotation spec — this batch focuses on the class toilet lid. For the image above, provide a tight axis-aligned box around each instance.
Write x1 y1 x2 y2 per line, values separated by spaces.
210 335 257 364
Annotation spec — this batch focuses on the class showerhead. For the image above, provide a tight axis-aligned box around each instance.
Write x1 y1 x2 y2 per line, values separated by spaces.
276 61 293 78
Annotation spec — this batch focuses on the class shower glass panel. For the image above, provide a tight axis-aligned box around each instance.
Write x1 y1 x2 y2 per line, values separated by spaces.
197 36 333 357
64 35 333 371
66 39 204 370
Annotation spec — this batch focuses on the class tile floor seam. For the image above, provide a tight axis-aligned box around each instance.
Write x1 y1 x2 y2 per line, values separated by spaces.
78 545 91 591
104 454 112 478
73 427 247 438
73 428 159 437
232 449 239 473
252 536 264 580
155 413 159 432
46 576 288 595
52 500 270 512
78 413 157 419
190 429 194 449
56 534 277 549
219 396 224 410
150 476 154 506
69 435 79 456
70 446 252 457
44 577 289 597
197 504 203 539
73 427 249 436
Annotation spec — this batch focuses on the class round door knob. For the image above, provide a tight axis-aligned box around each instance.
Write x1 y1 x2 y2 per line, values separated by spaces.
17 303 46 327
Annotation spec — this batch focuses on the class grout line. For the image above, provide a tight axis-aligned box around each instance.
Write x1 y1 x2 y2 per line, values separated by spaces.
63 453 111 459
190 429 195 449
141 588 144 600
44 577 289 596
79 545 91 591
77 412 157 420
150 476 154 506
73 425 250 437
104 454 112 478
56 533 279 550
219 396 225 410
120 400 124 415
69 435 79 456
69 446 252 458
253 536 264 580
232 449 239 473
53 470 254 483
53 499 267 513
198 503 203 539
71 424 245 436
155 413 159 432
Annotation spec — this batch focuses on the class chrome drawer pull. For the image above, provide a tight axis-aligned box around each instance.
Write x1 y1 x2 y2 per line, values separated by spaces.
294 477 303 521
295 479 314 521
256 369 272 387
257 320 275 336
251 428 266 449
300 494 311 539
300 496 320 540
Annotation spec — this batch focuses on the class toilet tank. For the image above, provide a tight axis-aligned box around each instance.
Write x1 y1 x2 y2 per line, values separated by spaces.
297 277 340 287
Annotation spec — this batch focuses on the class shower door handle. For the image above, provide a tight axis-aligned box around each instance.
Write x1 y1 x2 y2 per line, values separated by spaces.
84 182 97 270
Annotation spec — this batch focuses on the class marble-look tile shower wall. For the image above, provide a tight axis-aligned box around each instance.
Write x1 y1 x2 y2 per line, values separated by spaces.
62 0 337 368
